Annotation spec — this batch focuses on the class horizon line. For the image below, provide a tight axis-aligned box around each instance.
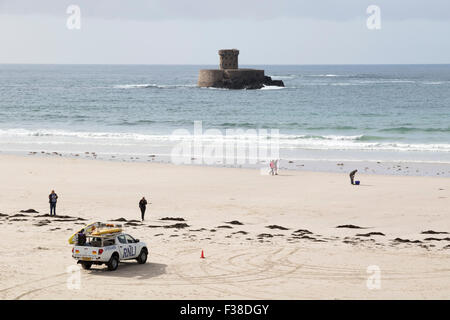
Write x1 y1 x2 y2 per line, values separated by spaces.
1 63 450 66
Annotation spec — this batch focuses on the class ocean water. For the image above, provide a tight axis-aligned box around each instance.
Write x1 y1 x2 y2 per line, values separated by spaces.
0 64 449 173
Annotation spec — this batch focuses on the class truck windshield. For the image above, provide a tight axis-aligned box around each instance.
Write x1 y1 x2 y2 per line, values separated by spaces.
125 234 136 243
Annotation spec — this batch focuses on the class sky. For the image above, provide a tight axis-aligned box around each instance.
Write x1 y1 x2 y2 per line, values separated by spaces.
0 0 449 64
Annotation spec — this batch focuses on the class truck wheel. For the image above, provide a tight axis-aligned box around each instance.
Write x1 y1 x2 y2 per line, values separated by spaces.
137 249 148 264
80 261 92 270
107 254 119 271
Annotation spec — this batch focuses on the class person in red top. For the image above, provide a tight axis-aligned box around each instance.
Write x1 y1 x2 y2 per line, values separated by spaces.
269 160 275 176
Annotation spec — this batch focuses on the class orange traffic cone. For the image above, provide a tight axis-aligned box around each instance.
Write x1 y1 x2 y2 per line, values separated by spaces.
201 250 205 259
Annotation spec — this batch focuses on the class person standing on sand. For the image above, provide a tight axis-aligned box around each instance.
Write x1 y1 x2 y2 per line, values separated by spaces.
139 197 148 221
49 190 58 216
349 169 358 185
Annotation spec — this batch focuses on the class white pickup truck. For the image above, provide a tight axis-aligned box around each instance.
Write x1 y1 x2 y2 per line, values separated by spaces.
72 232 148 271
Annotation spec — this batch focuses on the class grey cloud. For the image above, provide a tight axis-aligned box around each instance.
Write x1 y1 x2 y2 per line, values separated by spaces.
1 0 449 21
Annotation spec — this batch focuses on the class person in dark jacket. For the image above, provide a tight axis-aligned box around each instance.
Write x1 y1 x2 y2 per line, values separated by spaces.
349 170 358 185
49 190 58 216
139 197 148 221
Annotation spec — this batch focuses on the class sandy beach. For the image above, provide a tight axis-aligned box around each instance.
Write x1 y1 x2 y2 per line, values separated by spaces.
0 154 449 299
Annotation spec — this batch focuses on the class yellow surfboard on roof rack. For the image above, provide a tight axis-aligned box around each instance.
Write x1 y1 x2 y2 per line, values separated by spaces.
68 222 123 244
91 227 122 236
68 222 101 244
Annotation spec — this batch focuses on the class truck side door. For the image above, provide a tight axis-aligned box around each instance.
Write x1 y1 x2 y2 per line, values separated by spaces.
116 234 128 259
123 234 138 259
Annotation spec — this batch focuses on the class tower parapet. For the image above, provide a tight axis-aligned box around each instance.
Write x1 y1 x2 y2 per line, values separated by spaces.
219 49 239 70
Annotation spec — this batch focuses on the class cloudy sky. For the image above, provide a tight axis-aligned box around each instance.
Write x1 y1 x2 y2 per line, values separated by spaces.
0 0 449 64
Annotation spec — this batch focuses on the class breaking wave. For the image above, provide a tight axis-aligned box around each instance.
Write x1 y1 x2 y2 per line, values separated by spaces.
114 84 197 89
1 129 449 153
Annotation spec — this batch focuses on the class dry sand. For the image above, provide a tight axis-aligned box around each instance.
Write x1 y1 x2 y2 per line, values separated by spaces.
0 154 449 299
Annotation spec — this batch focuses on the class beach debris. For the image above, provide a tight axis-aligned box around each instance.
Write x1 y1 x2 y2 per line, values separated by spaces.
11 213 29 217
34 219 51 227
423 237 450 242
125 222 142 227
154 233 163 237
20 209 39 213
266 225 289 230
9 218 28 222
257 233 274 238
0 213 8 217
126 220 141 223
35 214 85 220
421 230 449 235
160 217 186 221
189 228 207 232
292 229 313 235
393 238 422 244
225 220 244 225
110 218 128 222
217 225 233 229
164 223 189 229
356 232 385 237
232 231 248 235
148 225 162 228
201 250 205 259
336 224 366 229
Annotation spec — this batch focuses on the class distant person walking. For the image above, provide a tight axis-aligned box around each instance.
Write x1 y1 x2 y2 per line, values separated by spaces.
139 197 148 221
274 159 279 175
349 170 358 185
269 160 275 176
49 190 58 216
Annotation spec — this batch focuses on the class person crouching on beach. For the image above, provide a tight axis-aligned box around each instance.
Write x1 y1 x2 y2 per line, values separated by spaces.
349 170 358 185
139 197 148 221
49 190 58 216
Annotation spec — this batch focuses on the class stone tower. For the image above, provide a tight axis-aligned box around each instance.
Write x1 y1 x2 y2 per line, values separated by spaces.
198 49 284 89
219 49 239 70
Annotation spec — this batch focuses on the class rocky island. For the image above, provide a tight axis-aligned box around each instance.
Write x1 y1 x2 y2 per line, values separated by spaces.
198 49 284 90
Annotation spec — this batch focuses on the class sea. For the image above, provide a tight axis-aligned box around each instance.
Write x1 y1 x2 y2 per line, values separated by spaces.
0 64 449 176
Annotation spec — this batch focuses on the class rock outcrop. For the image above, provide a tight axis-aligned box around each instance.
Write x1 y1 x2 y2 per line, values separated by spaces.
220 75 284 90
